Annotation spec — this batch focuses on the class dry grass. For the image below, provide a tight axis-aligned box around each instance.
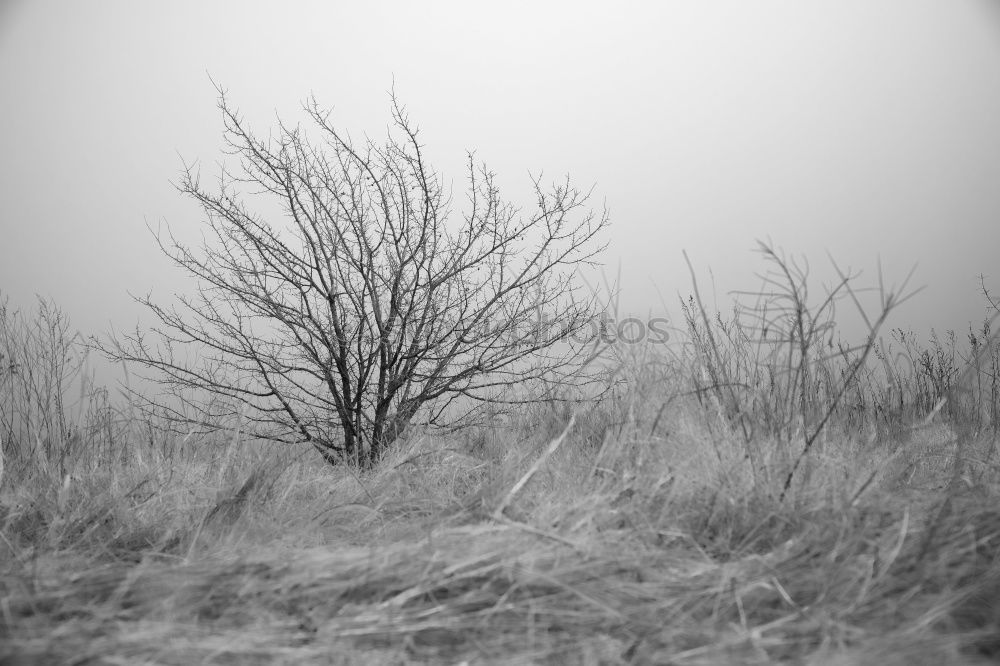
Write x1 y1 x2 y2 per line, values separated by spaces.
3 250 1000 665
2 400 999 665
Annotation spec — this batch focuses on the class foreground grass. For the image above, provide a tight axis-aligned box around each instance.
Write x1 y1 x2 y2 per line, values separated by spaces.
2 398 998 665
3 251 998 664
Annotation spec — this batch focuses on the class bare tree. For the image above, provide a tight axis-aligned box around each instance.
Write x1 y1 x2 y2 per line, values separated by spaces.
100 87 609 467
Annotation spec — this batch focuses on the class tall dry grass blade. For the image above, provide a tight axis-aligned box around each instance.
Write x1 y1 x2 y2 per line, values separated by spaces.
493 414 575 521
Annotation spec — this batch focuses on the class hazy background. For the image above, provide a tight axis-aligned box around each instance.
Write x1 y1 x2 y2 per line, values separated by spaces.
2 1 1000 376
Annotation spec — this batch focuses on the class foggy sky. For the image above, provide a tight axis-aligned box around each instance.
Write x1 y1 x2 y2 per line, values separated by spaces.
2 1 999 358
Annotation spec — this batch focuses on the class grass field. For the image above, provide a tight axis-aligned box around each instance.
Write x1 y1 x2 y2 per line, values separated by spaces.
2 256 999 665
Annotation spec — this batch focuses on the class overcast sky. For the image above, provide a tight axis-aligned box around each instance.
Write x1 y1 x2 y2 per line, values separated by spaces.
2 1 1000 354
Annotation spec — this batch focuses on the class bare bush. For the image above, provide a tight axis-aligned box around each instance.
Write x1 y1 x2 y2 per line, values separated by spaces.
0 294 88 481
679 241 923 497
99 87 609 468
